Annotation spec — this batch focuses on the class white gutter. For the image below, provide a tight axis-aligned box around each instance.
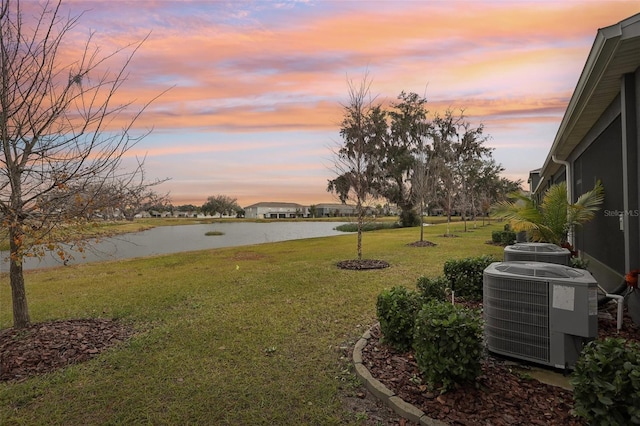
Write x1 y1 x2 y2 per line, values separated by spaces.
552 155 573 247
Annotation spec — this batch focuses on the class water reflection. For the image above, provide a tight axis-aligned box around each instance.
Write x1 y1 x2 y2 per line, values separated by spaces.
1 222 349 271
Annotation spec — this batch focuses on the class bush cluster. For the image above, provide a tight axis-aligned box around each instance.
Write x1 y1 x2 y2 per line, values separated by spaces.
413 300 483 392
399 209 421 227
415 275 448 302
491 230 516 245
376 273 484 392
375 286 421 352
334 222 400 232
571 337 640 424
443 255 495 301
375 255 497 392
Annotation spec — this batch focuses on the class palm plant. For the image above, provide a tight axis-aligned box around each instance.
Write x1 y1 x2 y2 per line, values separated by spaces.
491 181 604 246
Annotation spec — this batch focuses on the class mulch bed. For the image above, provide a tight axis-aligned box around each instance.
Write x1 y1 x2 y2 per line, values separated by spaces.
406 241 437 247
362 324 582 425
360 303 640 426
337 259 390 270
0 318 134 382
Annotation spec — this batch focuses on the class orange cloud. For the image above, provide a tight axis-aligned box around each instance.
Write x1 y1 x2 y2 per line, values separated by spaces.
20 1 640 206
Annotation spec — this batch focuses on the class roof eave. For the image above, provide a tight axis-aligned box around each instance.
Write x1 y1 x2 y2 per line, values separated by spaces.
537 25 623 190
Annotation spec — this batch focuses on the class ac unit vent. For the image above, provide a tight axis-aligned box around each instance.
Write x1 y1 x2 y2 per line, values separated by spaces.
483 261 598 369
484 274 550 363
504 243 570 265
495 262 584 279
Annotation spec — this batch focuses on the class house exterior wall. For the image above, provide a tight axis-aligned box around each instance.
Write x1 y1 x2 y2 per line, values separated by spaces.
244 203 308 219
315 203 357 217
564 69 639 289
573 115 625 275
532 13 640 321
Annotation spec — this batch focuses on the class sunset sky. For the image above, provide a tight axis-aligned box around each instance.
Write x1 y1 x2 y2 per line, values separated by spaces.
54 0 639 207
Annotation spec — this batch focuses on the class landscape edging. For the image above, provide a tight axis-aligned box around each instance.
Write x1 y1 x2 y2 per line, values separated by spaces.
352 325 449 426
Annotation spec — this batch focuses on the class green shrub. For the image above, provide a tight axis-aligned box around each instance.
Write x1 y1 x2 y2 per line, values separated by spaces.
399 209 421 227
443 255 495 301
413 300 483 393
500 231 516 245
570 256 590 270
416 276 448 302
491 230 516 245
334 222 399 232
375 286 421 352
571 337 640 425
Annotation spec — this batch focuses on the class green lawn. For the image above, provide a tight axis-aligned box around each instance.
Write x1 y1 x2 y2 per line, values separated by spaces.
0 221 504 425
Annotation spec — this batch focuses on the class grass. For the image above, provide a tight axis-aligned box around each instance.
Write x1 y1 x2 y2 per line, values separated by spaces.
0 220 504 425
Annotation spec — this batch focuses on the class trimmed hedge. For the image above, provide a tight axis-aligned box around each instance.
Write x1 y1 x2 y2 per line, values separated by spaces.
443 255 495 301
491 230 516 245
415 275 448 302
413 300 483 392
375 286 421 352
571 337 640 424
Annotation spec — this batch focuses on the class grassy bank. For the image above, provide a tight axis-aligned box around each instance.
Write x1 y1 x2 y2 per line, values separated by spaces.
0 221 504 425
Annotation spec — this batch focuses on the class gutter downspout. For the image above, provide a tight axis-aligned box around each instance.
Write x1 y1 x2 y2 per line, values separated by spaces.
552 155 573 247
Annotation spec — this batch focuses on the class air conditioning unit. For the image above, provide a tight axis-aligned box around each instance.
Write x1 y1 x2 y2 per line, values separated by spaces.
483 261 598 369
503 242 570 265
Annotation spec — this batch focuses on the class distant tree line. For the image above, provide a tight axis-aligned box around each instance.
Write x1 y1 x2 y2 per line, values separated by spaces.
160 195 243 218
328 77 522 231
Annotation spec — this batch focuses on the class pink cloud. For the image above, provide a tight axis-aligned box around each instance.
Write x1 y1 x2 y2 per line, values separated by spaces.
28 1 640 205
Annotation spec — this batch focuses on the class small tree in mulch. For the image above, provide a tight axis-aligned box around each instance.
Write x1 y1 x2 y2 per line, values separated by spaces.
328 74 389 271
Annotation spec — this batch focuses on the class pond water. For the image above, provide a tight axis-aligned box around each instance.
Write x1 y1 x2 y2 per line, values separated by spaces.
1 222 350 271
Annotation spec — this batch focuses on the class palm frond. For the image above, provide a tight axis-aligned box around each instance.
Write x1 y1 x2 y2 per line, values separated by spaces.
490 181 604 245
491 193 542 234
540 182 570 244
568 180 605 226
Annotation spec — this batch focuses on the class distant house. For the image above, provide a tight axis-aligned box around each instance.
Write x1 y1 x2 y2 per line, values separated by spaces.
173 210 197 218
532 13 640 321
314 203 358 217
244 202 308 219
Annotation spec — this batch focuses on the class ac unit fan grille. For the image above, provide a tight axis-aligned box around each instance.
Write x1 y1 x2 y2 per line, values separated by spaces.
484 275 550 363
504 249 570 266
504 252 537 262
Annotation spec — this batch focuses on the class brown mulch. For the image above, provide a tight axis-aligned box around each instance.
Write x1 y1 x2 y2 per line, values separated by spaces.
0 318 134 383
359 302 640 426
337 259 390 270
406 240 437 247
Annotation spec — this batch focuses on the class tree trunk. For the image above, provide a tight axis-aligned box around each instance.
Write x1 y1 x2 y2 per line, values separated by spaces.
9 225 30 328
419 199 425 242
357 201 363 260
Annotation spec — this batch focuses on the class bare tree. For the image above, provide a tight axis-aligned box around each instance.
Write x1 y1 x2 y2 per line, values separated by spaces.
113 162 170 221
410 122 438 242
0 0 165 328
327 75 385 260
